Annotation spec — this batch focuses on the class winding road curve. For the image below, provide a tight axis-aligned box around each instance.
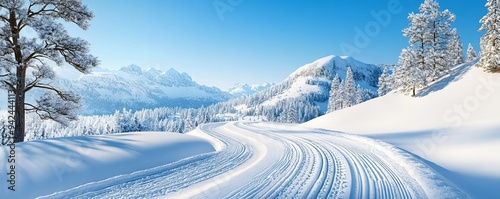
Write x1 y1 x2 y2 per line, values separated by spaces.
42 122 466 199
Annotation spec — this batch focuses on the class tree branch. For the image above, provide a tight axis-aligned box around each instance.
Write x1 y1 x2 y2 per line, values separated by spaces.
25 102 55 121
30 83 74 102
23 51 49 64
24 102 38 111
27 3 51 18
0 15 8 22
1 80 15 92
24 75 41 93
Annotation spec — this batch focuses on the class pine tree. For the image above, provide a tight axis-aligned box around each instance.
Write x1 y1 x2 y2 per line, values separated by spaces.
378 66 391 96
344 67 356 107
448 28 464 66
403 12 427 81
337 81 346 109
355 85 363 105
395 48 425 96
327 74 341 113
479 0 500 72
421 0 444 80
0 1 99 142
466 43 478 62
404 0 458 81
425 2 456 79
287 102 297 123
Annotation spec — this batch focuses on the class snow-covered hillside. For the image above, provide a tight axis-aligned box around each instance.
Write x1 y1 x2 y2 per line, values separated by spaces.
261 55 381 108
227 83 274 98
20 65 232 115
304 61 500 197
0 132 215 198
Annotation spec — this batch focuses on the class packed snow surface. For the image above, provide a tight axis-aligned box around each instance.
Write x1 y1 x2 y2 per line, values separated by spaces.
0 132 215 198
35 122 465 198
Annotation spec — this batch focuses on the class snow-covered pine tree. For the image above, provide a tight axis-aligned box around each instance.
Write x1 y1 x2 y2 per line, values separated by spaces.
184 115 194 132
0 1 99 143
466 43 478 62
403 12 428 82
395 48 425 96
424 1 456 79
404 0 458 81
287 102 297 123
448 28 465 66
327 73 341 113
355 85 363 105
334 81 344 110
337 81 346 110
479 0 500 72
344 67 356 107
420 0 443 80
378 66 391 96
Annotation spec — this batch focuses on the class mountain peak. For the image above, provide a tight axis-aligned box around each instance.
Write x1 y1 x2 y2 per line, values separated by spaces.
289 55 378 82
166 68 180 75
227 82 273 97
180 72 193 81
154 68 195 87
120 64 143 75
145 67 162 74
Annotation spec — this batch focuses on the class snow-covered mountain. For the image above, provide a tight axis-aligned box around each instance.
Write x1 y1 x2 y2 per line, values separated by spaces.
49 65 231 115
227 83 274 98
230 55 382 121
267 55 381 106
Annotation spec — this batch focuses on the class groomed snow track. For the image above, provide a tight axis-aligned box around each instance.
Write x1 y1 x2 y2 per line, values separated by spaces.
40 122 467 199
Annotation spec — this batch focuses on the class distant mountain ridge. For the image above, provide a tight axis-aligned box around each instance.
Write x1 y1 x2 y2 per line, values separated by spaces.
46 65 232 115
0 56 384 118
227 83 274 98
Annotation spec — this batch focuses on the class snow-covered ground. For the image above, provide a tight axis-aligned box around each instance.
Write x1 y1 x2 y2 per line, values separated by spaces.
304 61 500 198
22 122 465 198
0 132 215 198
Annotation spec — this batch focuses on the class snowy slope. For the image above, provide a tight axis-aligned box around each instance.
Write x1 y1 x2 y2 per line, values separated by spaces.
0 132 215 198
36 122 466 198
227 83 274 98
304 61 500 197
21 65 231 115
262 55 381 107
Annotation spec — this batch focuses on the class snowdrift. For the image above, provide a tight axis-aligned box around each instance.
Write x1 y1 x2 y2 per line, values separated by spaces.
0 132 215 198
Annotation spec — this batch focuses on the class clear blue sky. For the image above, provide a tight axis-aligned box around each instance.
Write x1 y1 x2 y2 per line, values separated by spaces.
67 0 486 90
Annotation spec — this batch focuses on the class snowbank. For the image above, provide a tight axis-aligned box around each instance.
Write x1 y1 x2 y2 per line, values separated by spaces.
0 132 215 198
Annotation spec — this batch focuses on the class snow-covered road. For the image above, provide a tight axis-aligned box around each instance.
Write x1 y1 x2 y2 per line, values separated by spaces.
41 122 467 198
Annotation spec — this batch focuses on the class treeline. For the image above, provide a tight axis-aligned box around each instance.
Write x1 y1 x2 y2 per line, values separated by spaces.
0 93 325 143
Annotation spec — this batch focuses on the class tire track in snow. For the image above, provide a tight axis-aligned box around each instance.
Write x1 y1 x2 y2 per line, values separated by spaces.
41 123 254 199
42 122 467 199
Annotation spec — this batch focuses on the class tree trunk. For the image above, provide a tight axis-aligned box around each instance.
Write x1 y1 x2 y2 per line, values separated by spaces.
13 66 26 143
10 10 26 143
